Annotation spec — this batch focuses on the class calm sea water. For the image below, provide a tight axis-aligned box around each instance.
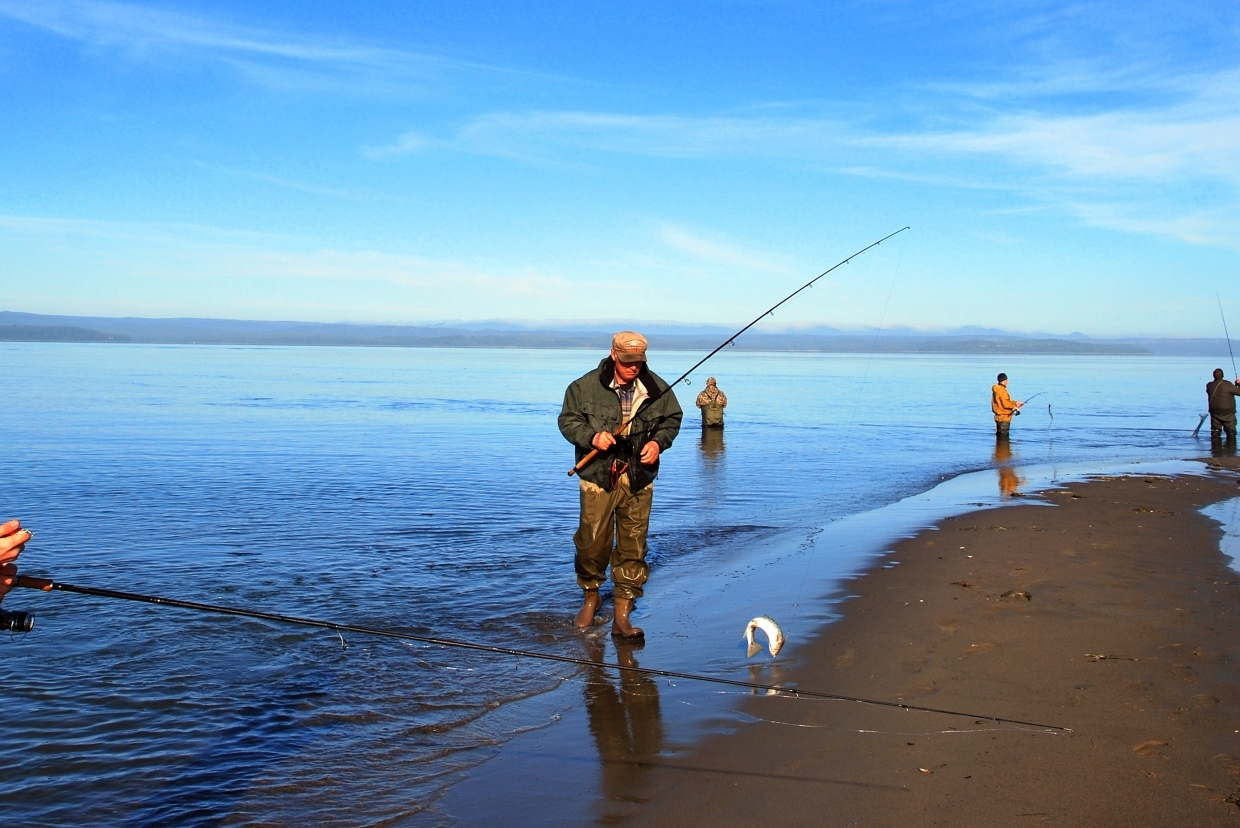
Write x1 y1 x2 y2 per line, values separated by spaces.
0 343 1225 825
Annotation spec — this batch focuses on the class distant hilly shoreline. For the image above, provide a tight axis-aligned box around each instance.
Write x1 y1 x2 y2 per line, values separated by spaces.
1 311 1233 357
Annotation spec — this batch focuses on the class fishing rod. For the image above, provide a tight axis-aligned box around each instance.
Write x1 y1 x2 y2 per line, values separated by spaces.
569 226 911 477
1196 295 1238 437
1220 293 1239 378
14 574 1066 731
1011 391 1047 420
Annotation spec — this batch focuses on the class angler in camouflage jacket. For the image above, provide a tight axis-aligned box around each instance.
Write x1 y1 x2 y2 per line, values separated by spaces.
695 377 727 427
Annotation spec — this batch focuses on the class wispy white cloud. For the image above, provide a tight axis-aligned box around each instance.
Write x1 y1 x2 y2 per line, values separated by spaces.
365 110 856 163
0 214 579 305
362 131 440 160
882 96 1240 185
658 225 791 273
192 162 407 202
1065 201 1240 249
365 57 1240 249
0 0 533 93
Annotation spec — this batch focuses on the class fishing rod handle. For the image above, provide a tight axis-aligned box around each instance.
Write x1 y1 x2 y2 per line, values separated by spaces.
568 448 599 477
566 418 644 476
566 418 635 476
15 575 53 591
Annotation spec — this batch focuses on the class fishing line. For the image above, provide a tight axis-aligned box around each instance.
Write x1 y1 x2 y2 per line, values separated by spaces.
789 229 910 614
732 710 1061 737
15 574 1067 731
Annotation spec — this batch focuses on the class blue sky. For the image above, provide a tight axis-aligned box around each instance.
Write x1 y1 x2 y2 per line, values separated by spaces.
1 1 1237 336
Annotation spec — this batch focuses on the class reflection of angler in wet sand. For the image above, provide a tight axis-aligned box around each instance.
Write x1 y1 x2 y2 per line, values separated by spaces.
695 377 727 429
993 439 1024 497
581 636 665 809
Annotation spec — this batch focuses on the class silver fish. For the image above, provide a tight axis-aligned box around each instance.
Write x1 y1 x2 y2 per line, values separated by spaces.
743 615 785 658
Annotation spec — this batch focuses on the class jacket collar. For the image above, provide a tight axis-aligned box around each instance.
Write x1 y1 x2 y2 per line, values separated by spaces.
597 356 665 395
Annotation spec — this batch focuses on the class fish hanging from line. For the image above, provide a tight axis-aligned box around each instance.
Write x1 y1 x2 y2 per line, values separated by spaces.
744 616 785 658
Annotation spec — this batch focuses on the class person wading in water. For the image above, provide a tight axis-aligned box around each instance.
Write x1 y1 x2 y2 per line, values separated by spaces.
558 332 683 639
991 373 1023 438
695 377 727 429
1206 368 1240 443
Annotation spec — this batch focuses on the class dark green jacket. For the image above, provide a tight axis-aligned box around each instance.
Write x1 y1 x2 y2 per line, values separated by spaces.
1208 378 1240 414
559 358 683 492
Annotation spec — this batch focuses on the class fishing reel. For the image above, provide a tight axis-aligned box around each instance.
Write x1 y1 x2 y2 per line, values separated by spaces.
0 607 34 633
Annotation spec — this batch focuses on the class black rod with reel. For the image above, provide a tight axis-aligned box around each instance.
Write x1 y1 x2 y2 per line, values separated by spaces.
15 574 1066 731
569 226 911 476
1015 391 1048 419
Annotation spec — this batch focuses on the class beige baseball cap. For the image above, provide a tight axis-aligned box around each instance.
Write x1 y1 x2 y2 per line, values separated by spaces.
611 331 648 363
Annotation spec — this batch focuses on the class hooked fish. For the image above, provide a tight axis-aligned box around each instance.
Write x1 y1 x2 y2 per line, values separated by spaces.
743 616 785 658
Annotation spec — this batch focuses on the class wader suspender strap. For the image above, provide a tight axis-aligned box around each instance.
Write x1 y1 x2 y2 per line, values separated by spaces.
1208 380 1230 411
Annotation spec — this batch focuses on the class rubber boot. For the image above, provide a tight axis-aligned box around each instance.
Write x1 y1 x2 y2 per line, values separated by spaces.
611 596 644 639
574 589 601 629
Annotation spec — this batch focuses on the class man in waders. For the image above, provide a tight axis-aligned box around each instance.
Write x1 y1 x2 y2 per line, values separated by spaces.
1207 368 1240 443
695 377 727 428
559 332 683 639
991 373 1023 438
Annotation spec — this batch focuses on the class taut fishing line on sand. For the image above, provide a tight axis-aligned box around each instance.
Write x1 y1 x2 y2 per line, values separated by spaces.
14 574 1068 730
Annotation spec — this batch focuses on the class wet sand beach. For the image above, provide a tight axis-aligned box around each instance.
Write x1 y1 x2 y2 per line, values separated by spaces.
627 456 1240 827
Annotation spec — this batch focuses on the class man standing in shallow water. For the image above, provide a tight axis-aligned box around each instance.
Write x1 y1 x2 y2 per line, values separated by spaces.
558 332 683 639
695 377 727 428
991 372 1023 438
1206 368 1240 443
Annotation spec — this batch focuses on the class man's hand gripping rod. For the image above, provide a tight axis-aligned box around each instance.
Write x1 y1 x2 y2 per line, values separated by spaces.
568 227 910 476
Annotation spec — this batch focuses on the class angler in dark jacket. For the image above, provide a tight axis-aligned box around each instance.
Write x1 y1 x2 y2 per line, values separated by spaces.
1207 368 1240 442
558 332 682 639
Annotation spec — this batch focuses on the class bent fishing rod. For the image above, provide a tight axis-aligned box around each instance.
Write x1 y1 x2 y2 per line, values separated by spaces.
569 226 911 477
1220 293 1238 379
14 574 1065 731
1022 391 1048 405
1196 295 1238 438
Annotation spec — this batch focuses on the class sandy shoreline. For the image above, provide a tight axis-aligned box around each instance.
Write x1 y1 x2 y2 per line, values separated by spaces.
616 454 1240 826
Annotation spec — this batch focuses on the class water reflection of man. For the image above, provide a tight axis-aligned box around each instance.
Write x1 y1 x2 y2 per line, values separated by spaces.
581 636 664 811
699 426 725 461
993 440 1024 496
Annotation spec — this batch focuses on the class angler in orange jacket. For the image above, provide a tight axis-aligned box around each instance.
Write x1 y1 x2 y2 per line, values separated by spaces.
991 373 1024 438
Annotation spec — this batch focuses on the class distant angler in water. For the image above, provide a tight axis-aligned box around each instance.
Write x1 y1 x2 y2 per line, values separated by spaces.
696 377 727 429
991 372 1024 439
1206 368 1240 443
